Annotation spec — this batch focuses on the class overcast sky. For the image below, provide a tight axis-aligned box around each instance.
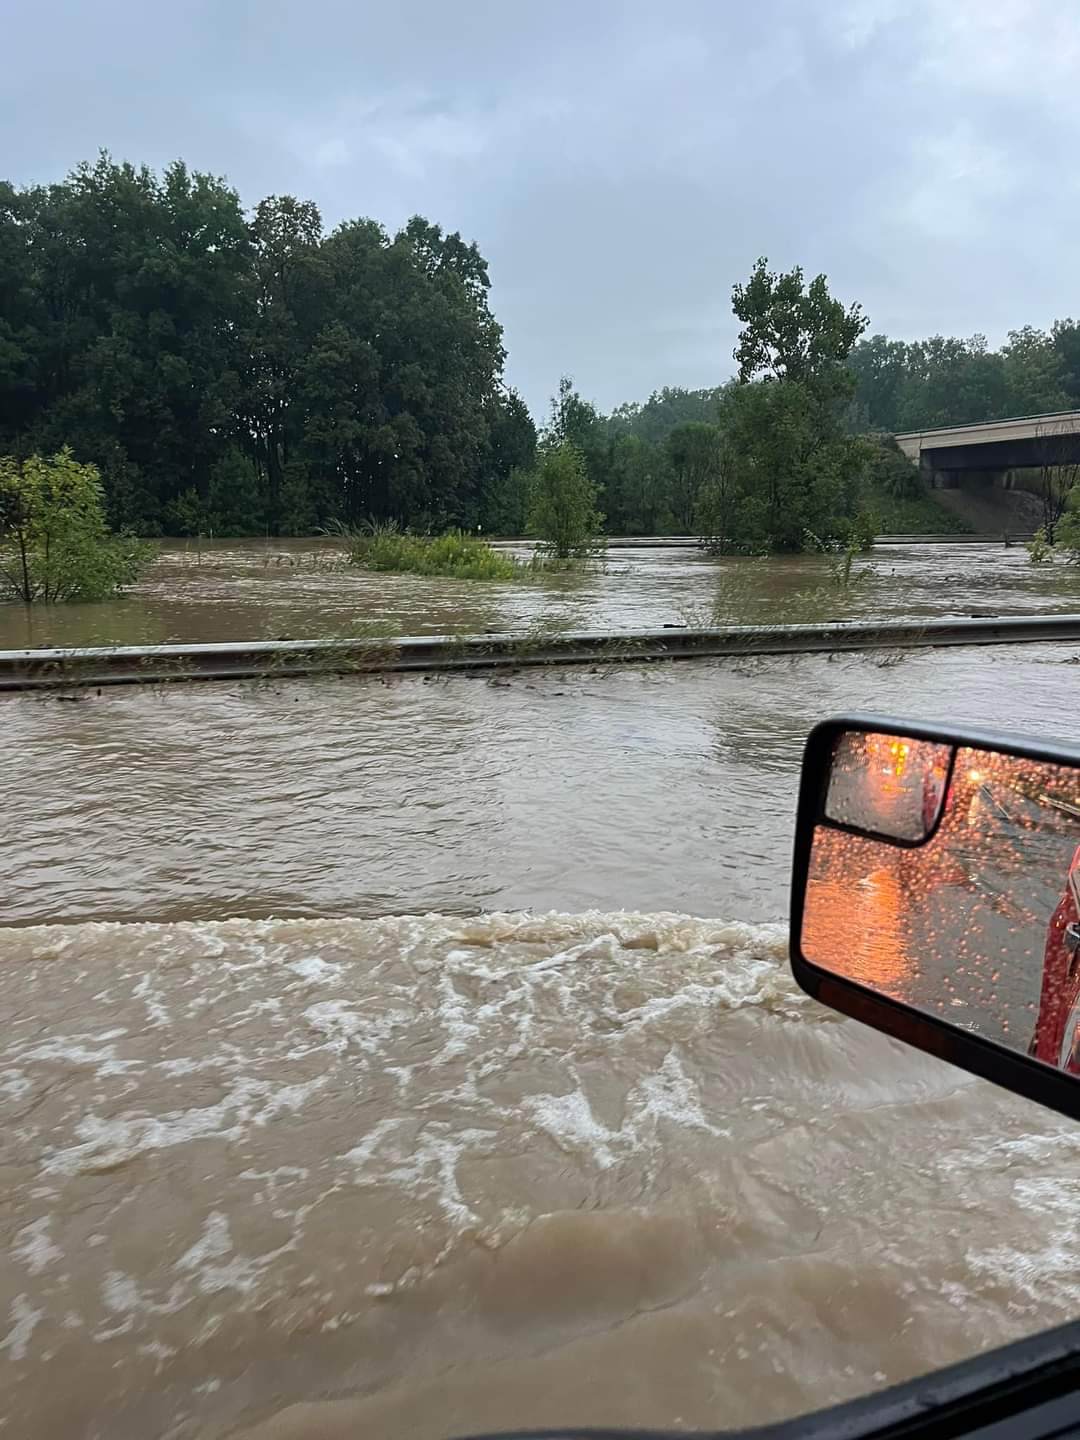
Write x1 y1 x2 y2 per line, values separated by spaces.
4 0 1078 417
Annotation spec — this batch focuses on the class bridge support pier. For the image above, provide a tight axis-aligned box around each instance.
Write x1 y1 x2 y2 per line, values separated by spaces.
920 457 1009 490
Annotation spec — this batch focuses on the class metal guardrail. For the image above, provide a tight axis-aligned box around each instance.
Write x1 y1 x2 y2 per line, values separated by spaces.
491 534 1018 549
3 613 1080 691
872 532 1031 544
489 536 697 549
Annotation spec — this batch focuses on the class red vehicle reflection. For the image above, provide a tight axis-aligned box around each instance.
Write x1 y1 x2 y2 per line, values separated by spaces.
1032 844 1080 1072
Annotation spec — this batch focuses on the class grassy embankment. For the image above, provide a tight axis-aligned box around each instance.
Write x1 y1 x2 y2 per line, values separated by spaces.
868 485 973 535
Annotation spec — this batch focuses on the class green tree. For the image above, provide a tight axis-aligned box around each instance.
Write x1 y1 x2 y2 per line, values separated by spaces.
1052 320 1080 407
546 375 603 449
608 386 728 446
866 434 922 499
481 464 531 536
1001 326 1067 415
292 215 505 529
0 449 152 602
0 155 253 531
0 156 521 538
526 441 604 557
239 194 327 529
206 447 266 536
667 421 724 532
1056 486 1080 560
720 380 867 550
732 257 868 386
1030 421 1080 543
604 435 673 534
726 260 872 551
694 436 748 554
538 376 616 532
847 335 912 432
480 389 536 532
851 328 1071 433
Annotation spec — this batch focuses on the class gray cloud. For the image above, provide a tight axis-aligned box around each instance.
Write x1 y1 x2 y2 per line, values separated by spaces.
4 0 1078 415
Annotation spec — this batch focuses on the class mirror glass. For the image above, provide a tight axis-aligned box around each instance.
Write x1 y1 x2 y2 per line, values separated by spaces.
802 730 1080 1073
824 730 953 842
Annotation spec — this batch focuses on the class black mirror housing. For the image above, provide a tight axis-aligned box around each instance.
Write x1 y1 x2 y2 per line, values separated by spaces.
790 715 1080 1123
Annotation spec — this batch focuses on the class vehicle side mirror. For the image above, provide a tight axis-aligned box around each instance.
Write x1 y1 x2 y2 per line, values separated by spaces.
790 716 1080 1120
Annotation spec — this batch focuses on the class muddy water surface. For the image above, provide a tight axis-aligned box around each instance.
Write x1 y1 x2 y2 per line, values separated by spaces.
4 631 1080 1437
5 645 1078 926
6 911 1079 1440
2 538 1079 650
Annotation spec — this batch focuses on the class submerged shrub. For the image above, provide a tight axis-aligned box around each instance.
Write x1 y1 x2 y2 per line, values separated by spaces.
1027 525 1055 565
0 449 155 603
341 522 518 580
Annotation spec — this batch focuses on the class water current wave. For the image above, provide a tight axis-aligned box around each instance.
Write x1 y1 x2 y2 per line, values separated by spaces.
3 910 1079 1439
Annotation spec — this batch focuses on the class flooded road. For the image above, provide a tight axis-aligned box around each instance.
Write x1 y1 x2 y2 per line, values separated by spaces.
4 645 1079 927
1 538 1079 650
6 911 1080 1440
5 629 1080 1436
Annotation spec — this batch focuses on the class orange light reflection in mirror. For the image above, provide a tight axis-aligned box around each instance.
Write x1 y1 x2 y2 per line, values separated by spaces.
803 827 912 993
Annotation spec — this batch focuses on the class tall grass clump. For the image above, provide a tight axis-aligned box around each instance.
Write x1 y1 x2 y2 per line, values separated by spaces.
337 522 517 581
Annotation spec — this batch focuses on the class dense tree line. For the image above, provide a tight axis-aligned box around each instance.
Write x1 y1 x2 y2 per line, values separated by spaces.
849 323 1080 434
552 312 1080 544
3 152 982 552
534 260 874 550
0 154 535 535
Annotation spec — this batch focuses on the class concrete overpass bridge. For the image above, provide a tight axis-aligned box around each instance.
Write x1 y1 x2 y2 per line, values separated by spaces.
895 410 1080 489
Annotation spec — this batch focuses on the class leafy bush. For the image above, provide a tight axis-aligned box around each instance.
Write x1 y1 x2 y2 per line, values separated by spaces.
1056 494 1080 562
0 449 155 603
164 486 208 537
344 523 517 580
867 434 923 498
836 507 880 553
525 442 605 558
1027 525 1055 565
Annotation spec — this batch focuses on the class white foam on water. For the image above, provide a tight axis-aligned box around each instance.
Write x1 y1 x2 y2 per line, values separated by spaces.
132 971 170 1027
0 1295 43 1363
136 1340 177 1372
524 1089 618 1170
103 1272 139 1316
286 955 342 984
15 1035 139 1080
343 1116 405 1170
430 972 481 1062
177 1212 232 1271
178 1210 294 1299
12 1218 62 1277
301 999 365 1048
43 1074 328 1176
0 1068 31 1103
347 1121 501 1230
630 1049 725 1137
300 998 411 1056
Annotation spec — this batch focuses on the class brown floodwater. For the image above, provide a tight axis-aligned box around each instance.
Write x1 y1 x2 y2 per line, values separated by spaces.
4 560 1080 1438
1 537 1079 649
